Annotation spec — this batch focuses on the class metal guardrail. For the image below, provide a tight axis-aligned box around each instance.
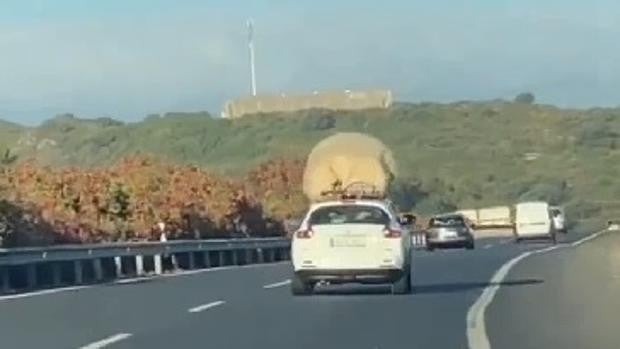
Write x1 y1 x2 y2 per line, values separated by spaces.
0 238 291 294
411 233 427 249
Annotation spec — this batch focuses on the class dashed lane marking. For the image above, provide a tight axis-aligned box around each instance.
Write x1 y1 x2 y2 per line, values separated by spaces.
263 279 291 289
79 333 132 349
188 300 226 313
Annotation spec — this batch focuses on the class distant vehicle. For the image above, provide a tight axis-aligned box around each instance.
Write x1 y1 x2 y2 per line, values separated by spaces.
425 213 475 251
514 201 556 243
549 206 567 234
291 195 413 295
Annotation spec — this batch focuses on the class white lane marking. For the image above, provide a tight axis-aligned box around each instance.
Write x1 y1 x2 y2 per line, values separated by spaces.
79 333 132 349
467 230 607 349
0 286 91 302
263 279 291 289
483 244 493 249
188 300 226 313
570 230 607 247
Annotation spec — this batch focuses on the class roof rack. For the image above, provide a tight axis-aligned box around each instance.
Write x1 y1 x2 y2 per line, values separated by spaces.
319 180 386 201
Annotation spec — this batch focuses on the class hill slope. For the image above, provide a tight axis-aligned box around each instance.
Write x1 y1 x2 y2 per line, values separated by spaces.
1 102 620 219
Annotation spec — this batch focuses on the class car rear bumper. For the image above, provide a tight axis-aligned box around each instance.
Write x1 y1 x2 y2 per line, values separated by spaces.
427 236 471 245
295 268 405 284
515 233 554 239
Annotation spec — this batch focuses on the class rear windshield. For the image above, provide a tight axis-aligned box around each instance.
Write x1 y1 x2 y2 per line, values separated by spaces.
308 205 390 225
429 216 466 228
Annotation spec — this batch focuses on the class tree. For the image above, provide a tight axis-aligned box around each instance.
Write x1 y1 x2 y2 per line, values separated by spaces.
0 149 18 166
514 92 535 104
314 114 336 130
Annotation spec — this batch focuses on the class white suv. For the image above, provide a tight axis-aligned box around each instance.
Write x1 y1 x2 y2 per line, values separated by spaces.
291 199 413 295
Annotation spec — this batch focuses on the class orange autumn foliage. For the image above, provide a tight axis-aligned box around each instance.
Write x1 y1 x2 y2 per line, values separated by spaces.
0 156 307 246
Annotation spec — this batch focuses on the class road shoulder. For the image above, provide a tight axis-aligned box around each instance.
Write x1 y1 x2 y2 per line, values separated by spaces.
486 232 620 349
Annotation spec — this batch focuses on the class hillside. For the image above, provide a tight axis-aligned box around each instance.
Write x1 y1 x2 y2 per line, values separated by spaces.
2 101 620 221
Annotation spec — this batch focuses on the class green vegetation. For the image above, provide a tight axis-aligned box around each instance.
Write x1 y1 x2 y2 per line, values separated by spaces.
2 99 620 220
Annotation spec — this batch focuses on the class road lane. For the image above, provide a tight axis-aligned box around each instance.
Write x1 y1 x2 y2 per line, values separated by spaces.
0 262 291 349
0 230 600 349
118 241 547 349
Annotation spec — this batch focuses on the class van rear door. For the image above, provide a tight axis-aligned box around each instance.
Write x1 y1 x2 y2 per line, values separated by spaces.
515 202 552 237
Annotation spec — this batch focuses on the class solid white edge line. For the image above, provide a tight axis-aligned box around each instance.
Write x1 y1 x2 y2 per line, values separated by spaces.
79 333 132 349
0 285 91 302
466 230 608 349
263 279 291 289
188 300 226 313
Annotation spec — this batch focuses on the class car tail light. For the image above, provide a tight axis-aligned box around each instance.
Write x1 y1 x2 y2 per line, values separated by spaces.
296 228 314 239
384 228 402 238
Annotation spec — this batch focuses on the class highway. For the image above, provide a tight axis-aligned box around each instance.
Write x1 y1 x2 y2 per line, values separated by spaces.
0 230 618 349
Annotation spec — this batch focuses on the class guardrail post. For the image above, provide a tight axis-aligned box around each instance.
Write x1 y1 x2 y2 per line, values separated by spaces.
218 251 225 266
232 250 239 265
26 264 37 289
73 260 83 285
203 252 211 268
135 255 145 276
257 248 264 263
1 267 9 293
188 252 195 270
93 259 104 281
281 248 290 261
154 255 163 275
52 263 62 287
114 256 123 278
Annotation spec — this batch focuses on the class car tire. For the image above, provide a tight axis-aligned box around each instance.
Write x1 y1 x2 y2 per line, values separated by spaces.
391 268 412 295
426 244 435 252
291 273 313 296
466 240 475 250
515 237 522 243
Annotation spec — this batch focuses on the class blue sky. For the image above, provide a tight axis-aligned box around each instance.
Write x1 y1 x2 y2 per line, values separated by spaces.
0 0 619 124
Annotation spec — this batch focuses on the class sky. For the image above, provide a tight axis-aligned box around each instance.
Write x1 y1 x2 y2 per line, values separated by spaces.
0 0 619 124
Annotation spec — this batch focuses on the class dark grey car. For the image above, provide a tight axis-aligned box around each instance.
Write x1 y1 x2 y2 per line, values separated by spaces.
425 214 475 251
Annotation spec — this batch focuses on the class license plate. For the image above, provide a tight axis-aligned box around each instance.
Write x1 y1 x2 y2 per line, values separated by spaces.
331 237 366 247
441 231 457 239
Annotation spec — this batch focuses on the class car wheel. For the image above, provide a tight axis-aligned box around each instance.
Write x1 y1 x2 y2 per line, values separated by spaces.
466 240 475 250
426 244 435 252
291 273 313 296
391 268 412 295
515 237 522 244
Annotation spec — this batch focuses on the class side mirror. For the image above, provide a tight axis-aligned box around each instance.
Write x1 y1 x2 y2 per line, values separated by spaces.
399 214 416 226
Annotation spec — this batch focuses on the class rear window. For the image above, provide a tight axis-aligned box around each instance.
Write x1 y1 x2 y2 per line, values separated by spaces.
308 205 390 225
429 216 466 228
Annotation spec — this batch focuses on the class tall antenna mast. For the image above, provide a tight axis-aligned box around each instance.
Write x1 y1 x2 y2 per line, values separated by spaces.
247 18 257 96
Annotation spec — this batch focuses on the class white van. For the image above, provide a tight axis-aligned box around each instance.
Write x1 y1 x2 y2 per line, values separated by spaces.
514 201 556 243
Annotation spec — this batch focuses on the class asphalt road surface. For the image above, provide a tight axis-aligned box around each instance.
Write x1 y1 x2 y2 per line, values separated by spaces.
0 229 618 349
